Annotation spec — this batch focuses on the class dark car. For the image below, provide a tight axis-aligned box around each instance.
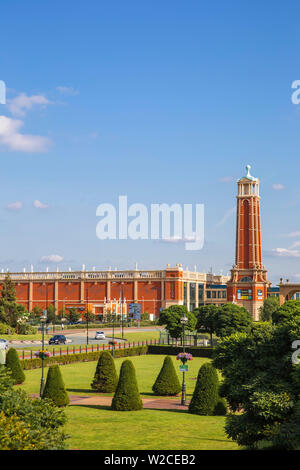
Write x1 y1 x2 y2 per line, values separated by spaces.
49 335 66 345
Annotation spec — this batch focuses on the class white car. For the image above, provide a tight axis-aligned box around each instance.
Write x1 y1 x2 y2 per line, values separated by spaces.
0 339 9 350
95 331 106 340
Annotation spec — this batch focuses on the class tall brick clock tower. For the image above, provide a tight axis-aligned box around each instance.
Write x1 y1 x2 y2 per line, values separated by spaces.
227 165 270 320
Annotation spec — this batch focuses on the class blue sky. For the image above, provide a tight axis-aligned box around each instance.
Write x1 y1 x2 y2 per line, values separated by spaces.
1 0 300 283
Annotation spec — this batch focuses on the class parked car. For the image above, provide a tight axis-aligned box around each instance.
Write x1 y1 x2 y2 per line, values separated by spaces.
0 338 9 349
49 334 66 345
95 331 106 340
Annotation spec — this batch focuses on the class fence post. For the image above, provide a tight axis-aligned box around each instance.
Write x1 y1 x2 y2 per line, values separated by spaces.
67 346 69 355
80 345 82 354
92 344 94 352
103 344 105 350
22 351 24 360
53 348 55 357
73 347 75 354
97 344 99 352
30 350 32 360
60 348 62 356
86 345 87 354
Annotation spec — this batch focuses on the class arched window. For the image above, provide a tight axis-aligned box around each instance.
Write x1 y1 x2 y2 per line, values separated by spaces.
240 276 252 282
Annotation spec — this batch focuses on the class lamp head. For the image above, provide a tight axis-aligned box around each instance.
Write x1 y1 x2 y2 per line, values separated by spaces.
180 314 188 325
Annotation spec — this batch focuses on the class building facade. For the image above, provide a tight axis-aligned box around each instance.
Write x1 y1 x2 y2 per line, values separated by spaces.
0 265 229 318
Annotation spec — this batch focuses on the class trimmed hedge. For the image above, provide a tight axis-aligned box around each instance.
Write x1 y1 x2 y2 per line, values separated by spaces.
5 348 25 384
152 356 181 396
91 351 118 392
189 362 219 415
42 364 70 407
147 345 215 358
20 346 148 370
111 360 143 411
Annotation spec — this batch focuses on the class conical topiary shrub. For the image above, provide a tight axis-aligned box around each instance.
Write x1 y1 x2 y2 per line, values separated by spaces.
42 364 70 407
152 356 181 396
91 351 118 392
189 362 219 415
111 360 143 411
5 348 25 384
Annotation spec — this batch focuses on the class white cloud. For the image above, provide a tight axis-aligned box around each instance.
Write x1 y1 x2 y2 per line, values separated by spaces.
272 247 300 258
0 116 51 152
285 231 300 238
40 255 63 263
33 200 49 209
56 86 79 96
272 183 284 191
7 93 51 117
216 207 236 227
6 201 23 211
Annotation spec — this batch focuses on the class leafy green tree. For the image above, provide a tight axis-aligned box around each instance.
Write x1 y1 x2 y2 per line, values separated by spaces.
83 310 95 323
213 303 253 338
0 368 68 449
29 306 43 322
66 307 81 324
0 273 17 303
152 356 181 396
194 304 218 346
45 304 56 324
91 351 118 392
189 362 219 415
272 300 300 325
158 305 196 339
259 296 280 322
0 274 29 329
213 319 300 449
5 348 25 384
42 365 70 407
111 360 143 411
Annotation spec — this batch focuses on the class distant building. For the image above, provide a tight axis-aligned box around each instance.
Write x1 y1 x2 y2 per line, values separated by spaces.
0 266 229 319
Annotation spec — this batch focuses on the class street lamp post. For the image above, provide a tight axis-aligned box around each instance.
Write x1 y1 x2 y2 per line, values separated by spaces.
112 307 115 357
180 314 188 406
40 311 47 397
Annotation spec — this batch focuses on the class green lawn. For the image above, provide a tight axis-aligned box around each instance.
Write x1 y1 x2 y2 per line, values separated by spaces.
20 354 216 398
19 354 237 450
65 407 238 450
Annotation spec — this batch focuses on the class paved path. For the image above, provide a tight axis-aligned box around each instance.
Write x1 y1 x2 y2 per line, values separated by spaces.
32 394 190 410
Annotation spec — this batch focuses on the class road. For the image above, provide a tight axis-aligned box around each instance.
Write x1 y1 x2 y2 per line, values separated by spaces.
9 327 163 348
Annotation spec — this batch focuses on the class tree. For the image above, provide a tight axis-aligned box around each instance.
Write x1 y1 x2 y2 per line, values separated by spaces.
213 303 253 338
5 348 25 384
83 310 96 323
0 273 17 303
259 296 280 322
42 365 70 407
189 362 219 415
45 304 56 324
158 305 196 339
213 319 300 449
0 367 68 449
272 300 300 325
194 305 218 346
66 307 81 324
152 356 181 396
0 274 28 329
91 351 118 392
111 360 143 411
29 306 43 322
